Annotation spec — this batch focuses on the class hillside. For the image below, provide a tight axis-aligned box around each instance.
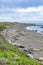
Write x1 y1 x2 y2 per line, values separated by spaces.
0 22 41 65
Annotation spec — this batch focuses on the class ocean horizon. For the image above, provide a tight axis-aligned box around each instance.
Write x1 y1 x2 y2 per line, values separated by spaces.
26 23 43 34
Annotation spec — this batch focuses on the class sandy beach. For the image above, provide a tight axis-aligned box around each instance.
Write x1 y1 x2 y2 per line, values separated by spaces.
2 23 43 60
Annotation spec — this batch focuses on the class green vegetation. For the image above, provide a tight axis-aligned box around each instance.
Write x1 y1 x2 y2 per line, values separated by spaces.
0 35 41 65
0 22 41 65
0 22 11 31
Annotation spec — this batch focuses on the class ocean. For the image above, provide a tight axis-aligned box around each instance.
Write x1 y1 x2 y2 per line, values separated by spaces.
26 23 43 34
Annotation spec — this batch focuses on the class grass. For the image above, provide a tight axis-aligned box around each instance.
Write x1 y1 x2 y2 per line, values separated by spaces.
0 22 11 31
0 22 42 65
0 34 41 65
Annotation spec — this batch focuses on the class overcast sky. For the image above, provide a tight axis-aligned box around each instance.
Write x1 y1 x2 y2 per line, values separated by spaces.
0 0 43 23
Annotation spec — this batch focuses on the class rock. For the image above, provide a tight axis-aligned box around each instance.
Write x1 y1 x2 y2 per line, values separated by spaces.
41 31 43 33
9 36 12 37
41 62 43 64
28 50 34 54
40 26 43 28
37 57 43 61
15 38 19 40
12 42 17 45
16 44 21 46
18 32 25 36
28 48 41 54
18 46 25 48
8 40 12 43
24 50 28 53
28 48 34 54
35 30 38 32
16 45 25 48
16 30 18 32
32 48 41 51
23 50 33 59
15 35 20 37
27 54 33 59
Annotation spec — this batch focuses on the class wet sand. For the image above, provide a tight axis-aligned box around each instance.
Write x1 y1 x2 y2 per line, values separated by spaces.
1 23 43 60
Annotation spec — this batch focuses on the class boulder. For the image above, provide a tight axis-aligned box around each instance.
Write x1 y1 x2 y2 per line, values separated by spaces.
15 44 25 48
37 57 43 61
28 48 34 54
27 54 33 59
28 48 41 54
32 48 41 51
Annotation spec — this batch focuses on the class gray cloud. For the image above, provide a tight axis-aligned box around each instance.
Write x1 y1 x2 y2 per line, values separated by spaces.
0 6 43 22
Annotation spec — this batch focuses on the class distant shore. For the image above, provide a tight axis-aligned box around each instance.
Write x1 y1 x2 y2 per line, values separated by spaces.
2 23 43 61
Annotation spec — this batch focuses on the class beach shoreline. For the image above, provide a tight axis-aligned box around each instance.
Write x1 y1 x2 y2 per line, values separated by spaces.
1 23 43 61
